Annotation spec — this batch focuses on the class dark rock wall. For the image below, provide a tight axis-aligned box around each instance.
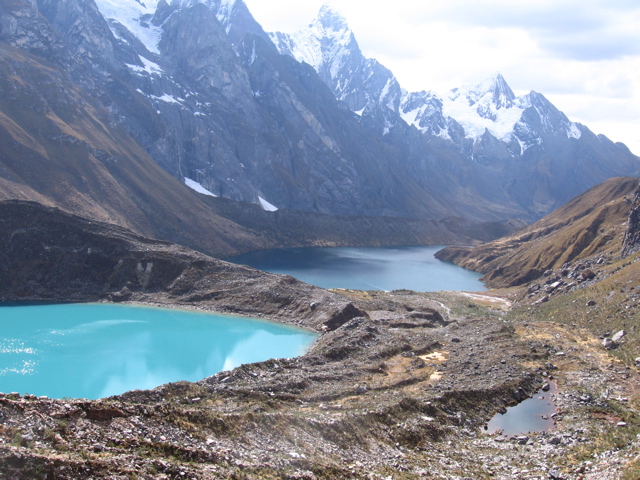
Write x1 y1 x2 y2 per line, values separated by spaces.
622 181 640 258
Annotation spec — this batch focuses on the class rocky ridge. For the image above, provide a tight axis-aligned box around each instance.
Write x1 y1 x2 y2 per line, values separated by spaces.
436 177 640 288
0 200 364 330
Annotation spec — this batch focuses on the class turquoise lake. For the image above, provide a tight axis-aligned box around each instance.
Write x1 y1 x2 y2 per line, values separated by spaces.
226 245 486 292
0 303 317 399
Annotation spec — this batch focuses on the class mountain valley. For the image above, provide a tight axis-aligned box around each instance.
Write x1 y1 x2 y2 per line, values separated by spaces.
1 0 640 479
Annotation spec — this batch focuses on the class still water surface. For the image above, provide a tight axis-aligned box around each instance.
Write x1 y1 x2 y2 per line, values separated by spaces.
486 383 558 436
0 303 317 399
227 246 486 292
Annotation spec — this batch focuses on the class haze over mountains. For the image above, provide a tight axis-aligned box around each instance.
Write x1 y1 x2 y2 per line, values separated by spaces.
0 0 638 253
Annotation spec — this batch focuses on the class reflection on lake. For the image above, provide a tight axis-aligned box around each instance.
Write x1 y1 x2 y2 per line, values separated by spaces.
226 246 485 292
0 303 317 399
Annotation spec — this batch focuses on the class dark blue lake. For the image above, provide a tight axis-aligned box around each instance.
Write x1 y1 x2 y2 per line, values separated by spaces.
226 246 485 292
0 303 317 399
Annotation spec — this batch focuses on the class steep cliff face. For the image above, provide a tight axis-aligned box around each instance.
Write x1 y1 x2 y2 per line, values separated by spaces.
0 2 268 257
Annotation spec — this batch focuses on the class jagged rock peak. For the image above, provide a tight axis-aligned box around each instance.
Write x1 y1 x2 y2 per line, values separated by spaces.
316 3 350 31
269 4 358 71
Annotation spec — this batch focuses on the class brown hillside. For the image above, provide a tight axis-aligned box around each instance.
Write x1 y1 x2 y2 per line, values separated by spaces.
436 176 639 288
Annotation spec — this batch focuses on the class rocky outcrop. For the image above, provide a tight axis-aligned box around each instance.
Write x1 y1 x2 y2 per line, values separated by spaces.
621 181 640 258
0 200 363 331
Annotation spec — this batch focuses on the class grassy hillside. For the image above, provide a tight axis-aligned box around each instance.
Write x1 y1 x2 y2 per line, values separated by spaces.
436 177 639 288
509 250 640 366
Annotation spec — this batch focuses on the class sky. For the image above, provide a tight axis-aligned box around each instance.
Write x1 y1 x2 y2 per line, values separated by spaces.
243 0 640 155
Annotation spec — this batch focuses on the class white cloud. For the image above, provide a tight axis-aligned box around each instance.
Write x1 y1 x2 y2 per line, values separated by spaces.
243 0 640 155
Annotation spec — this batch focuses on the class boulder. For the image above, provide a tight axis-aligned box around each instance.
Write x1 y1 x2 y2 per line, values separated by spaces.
581 270 596 281
533 296 549 305
611 330 626 343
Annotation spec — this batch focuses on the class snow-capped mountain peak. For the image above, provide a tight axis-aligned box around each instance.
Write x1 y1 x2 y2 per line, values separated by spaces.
271 6 588 156
449 72 516 110
270 3 356 72
441 73 528 141
271 5 401 113
316 3 350 32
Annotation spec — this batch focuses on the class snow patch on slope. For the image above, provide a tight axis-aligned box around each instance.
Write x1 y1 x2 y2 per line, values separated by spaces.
214 0 237 32
567 122 582 140
94 0 163 54
126 56 164 75
258 196 278 212
185 178 217 196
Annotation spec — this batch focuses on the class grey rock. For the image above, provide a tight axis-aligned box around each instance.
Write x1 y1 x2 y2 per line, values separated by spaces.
611 330 626 342
548 468 564 479
602 338 616 350
513 387 526 402
622 183 640 257
533 295 549 305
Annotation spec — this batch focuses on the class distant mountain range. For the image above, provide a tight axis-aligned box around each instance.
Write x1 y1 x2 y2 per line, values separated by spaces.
0 0 638 253
270 5 639 216
272 6 583 151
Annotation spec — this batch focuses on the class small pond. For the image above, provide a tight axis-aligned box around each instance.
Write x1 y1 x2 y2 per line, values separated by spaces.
226 245 486 292
0 303 317 399
485 383 558 436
